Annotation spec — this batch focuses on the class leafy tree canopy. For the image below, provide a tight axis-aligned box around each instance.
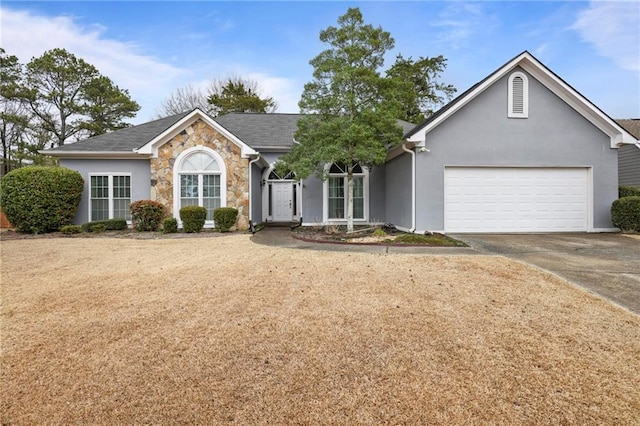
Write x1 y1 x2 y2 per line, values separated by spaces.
386 54 456 123
21 48 140 146
207 76 277 115
280 7 455 231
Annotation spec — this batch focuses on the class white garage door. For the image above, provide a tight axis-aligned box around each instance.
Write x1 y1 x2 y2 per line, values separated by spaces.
444 167 588 233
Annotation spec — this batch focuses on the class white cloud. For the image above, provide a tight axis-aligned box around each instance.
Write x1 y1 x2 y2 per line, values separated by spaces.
431 3 499 49
0 7 302 120
572 1 640 71
246 73 301 113
0 7 186 122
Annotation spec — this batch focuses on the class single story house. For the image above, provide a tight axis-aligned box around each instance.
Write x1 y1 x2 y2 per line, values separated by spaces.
45 51 637 233
615 119 640 188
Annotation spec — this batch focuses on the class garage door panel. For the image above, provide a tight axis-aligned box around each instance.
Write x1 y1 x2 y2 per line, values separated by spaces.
445 167 588 233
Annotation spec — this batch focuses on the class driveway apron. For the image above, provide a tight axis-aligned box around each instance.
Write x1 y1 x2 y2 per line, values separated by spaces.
453 233 640 315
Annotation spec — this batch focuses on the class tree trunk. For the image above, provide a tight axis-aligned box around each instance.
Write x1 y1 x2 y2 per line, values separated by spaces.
347 163 354 232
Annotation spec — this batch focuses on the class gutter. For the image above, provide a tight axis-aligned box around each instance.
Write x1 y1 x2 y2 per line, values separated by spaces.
401 143 416 233
38 150 146 159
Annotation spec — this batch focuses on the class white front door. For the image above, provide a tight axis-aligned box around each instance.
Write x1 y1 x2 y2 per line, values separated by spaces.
272 182 293 222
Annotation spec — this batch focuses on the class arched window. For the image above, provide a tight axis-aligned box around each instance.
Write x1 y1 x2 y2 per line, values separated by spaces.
325 162 367 221
508 71 529 118
174 147 226 225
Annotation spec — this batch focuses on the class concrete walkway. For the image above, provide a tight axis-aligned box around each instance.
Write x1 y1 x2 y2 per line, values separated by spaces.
250 226 477 255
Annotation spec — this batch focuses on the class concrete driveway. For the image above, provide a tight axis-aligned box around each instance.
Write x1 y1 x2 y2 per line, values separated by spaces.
453 233 640 315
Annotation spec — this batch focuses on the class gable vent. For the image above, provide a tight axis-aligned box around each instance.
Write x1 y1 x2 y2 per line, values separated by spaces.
508 71 529 118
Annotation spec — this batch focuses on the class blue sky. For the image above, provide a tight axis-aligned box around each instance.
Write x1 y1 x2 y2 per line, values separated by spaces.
2 1 638 123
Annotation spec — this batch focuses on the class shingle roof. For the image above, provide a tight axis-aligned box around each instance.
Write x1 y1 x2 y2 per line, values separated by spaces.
214 113 305 149
616 119 640 140
45 110 417 154
49 111 191 152
215 113 416 149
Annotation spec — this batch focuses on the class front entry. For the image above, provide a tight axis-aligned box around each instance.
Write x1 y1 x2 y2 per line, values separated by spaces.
271 182 293 222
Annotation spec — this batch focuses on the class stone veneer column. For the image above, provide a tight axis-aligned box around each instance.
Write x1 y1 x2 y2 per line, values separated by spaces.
149 119 250 230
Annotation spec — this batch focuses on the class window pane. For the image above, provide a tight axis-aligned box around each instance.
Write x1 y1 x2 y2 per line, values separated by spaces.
203 175 220 198
91 176 108 199
90 176 109 220
203 175 221 221
91 199 109 221
328 177 344 219
112 176 131 198
111 176 131 220
180 174 198 198
182 152 219 172
353 177 364 219
113 199 131 220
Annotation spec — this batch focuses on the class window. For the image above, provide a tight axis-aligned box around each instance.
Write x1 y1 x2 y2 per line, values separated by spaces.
90 174 131 221
174 147 225 225
508 71 529 118
325 162 367 221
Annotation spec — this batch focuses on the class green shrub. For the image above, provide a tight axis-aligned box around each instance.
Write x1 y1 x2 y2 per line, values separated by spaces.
91 223 106 233
372 228 387 237
214 207 238 232
130 200 166 231
611 196 640 232
0 166 83 234
82 218 128 232
60 225 82 234
619 186 640 198
180 206 206 233
163 217 178 234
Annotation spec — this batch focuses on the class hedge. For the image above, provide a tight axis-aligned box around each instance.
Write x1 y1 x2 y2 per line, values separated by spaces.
180 206 206 233
82 218 128 232
214 207 238 232
130 200 166 231
163 217 178 234
0 166 83 234
619 186 640 198
60 225 82 234
611 196 640 232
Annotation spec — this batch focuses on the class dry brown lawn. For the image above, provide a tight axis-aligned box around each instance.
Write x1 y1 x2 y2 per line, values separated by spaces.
1 235 639 424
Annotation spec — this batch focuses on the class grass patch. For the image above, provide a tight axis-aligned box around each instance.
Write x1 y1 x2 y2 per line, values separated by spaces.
390 233 466 246
2 237 638 424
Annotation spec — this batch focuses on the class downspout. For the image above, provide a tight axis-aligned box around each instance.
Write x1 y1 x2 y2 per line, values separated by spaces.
248 154 261 231
401 143 416 233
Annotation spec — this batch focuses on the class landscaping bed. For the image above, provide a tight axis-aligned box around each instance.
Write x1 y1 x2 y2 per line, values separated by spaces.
292 225 466 246
0 228 237 241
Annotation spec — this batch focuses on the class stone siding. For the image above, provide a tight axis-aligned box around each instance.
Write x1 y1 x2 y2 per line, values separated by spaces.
150 119 250 230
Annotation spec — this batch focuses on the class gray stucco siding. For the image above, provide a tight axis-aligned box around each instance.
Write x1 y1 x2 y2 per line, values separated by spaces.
618 144 640 187
250 161 263 225
301 175 324 223
415 68 618 232
384 154 413 230
368 165 386 223
60 159 151 225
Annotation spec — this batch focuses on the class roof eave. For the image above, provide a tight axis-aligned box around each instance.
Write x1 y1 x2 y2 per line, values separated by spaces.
40 150 147 159
135 109 258 158
405 51 636 149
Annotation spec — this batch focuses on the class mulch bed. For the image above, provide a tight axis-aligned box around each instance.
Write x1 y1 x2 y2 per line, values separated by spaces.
291 225 466 246
0 228 240 241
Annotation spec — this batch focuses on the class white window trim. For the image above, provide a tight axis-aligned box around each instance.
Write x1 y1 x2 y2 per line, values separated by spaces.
88 173 132 222
508 71 529 118
173 146 226 228
322 164 369 224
